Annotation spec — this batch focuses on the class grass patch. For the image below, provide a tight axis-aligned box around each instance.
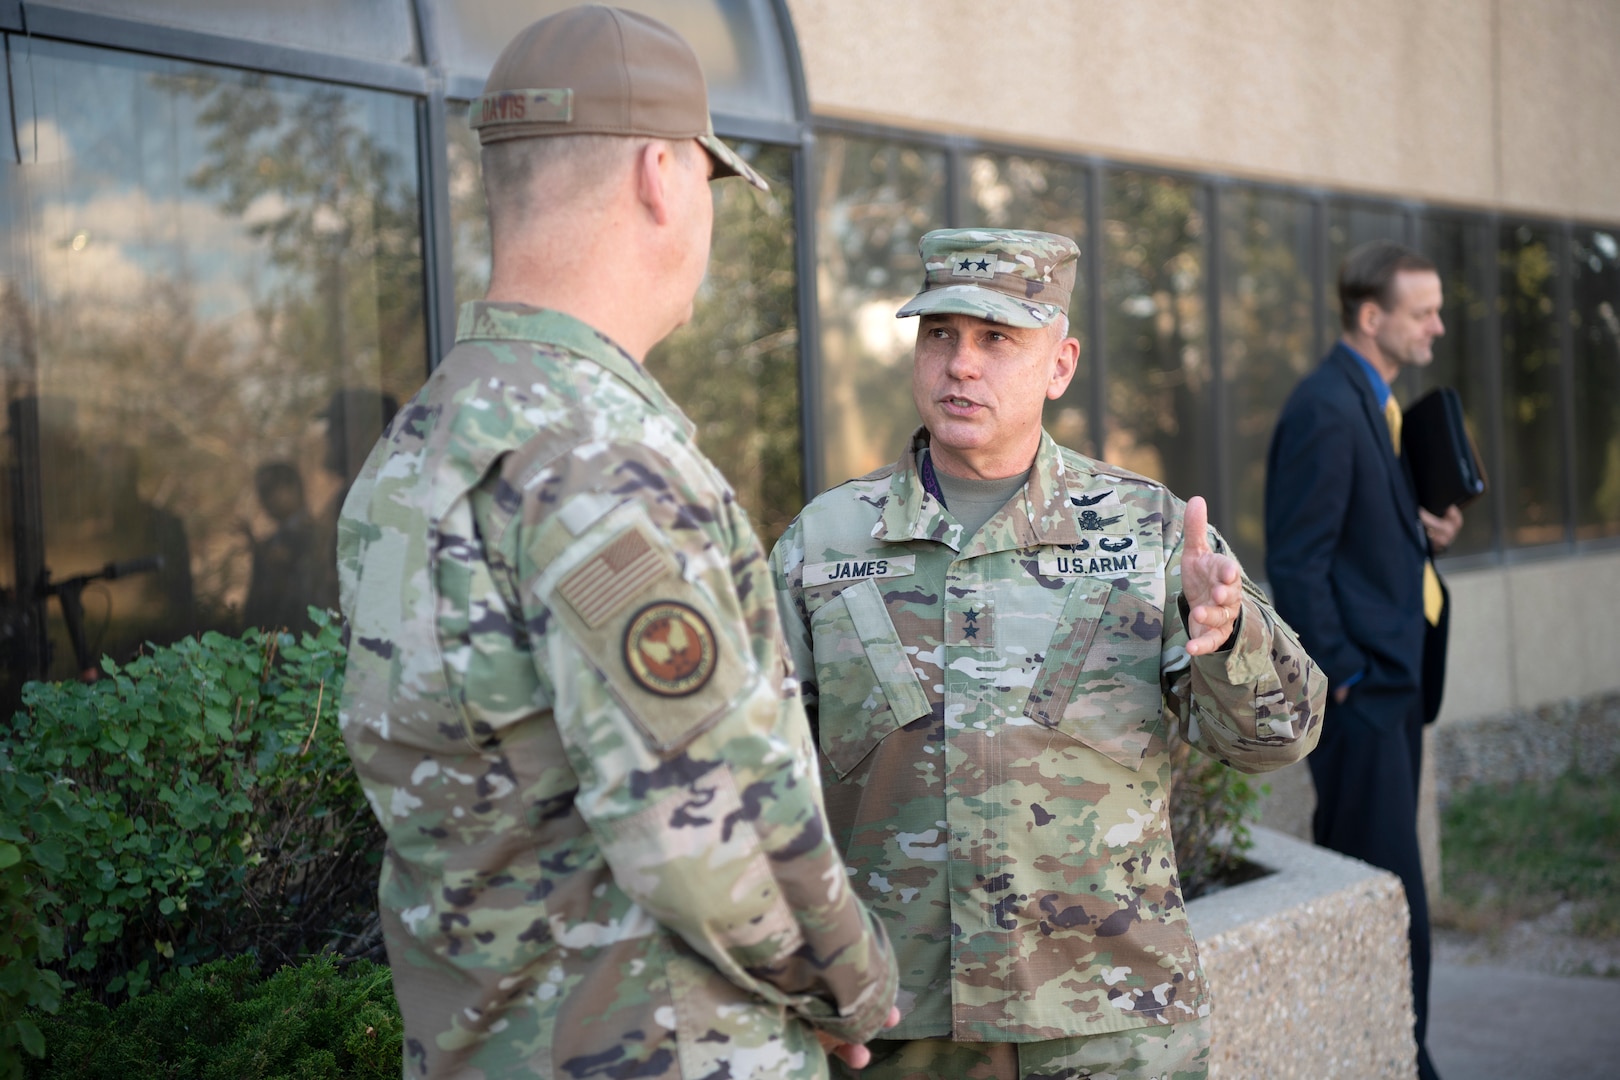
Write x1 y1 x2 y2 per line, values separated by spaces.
1436 764 1620 940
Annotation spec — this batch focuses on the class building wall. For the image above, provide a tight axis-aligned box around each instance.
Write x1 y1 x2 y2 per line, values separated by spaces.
1441 551 1620 724
791 0 1620 728
789 0 1620 223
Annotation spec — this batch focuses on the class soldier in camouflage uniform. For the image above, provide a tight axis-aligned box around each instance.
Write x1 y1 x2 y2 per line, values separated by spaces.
769 229 1327 1080
336 8 898 1078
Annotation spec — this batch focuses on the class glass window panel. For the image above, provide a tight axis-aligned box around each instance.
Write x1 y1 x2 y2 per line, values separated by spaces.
1571 226 1620 541
965 153 1091 455
814 133 947 488
0 66 30 691
432 0 794 125
5 37 426 699
1417 214 1498 557
1220 187 1315 569
1498 222 1567 547
41 0 417 65
442 114 800 541
1100 170 1211 516
645 144 800 544
445 105 491 307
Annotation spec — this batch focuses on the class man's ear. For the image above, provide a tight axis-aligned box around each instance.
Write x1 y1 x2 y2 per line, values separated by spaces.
1356 298 1384 337
634 140 674 226
1047 334 1081 401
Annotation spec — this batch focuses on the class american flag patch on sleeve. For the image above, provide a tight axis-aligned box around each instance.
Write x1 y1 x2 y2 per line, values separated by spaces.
558 526 673 628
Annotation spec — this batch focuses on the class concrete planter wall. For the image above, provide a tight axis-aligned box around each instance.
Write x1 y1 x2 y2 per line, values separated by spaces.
1186 827 1417 1079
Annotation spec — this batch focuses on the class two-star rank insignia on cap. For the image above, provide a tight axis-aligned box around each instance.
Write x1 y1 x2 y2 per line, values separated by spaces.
950 253 997 280
622 600 717 697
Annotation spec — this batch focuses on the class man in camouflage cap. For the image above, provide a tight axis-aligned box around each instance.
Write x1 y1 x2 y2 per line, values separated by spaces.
336 7 897 1078
770 229 1326 1079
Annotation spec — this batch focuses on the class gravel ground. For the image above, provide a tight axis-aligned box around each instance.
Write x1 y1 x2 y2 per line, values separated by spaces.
1434 900 1620 978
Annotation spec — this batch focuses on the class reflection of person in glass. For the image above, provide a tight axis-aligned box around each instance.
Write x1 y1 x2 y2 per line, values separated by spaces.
309 387 397 613
241 461 315 632
1265 241 1459 1080
333 7 897 1079
2 416 194 684
771 229 1325 1080
100 443 195 645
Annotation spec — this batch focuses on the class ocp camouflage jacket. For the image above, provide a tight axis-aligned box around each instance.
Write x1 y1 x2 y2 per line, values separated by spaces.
338 303 897 1079
769 428 1324 1043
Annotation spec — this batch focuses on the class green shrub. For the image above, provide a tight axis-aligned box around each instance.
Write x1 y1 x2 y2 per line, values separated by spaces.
0 784 66 1074
0 612 382 1069
23 953 402 1080
1169 738 1266 900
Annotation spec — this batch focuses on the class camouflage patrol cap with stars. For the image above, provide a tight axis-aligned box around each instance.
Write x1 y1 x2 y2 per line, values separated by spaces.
896 228 1080 329
468 4 767 191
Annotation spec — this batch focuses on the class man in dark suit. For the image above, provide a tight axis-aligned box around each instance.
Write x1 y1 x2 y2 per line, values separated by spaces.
1264 241 1462 1080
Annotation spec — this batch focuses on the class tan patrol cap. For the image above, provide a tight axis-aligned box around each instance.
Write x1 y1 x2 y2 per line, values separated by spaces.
469 4 767 192
897 228 1080 329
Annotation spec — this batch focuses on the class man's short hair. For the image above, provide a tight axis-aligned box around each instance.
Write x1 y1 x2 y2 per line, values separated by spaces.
1338 240 1438 331
480 134 646 239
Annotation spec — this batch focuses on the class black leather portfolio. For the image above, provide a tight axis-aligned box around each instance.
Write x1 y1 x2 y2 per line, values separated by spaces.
1401 386 1487 514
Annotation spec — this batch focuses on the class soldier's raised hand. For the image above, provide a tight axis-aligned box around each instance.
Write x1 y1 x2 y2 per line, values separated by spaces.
1181 496 1243 656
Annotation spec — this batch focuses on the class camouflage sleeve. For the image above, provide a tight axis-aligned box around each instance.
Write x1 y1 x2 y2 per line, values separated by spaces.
766 519 818 725
504 439 896 1044
1160 511 1326 773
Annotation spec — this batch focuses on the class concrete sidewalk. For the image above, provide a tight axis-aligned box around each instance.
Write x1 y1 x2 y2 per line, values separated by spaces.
1427 961 1620 1078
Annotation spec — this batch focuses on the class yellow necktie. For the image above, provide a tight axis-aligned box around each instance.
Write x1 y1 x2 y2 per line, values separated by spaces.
1386 394 1444 626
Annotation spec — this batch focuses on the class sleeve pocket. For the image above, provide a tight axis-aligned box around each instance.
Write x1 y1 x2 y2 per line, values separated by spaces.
545 520 753 756
808 577 931 777
1024 579 1165 771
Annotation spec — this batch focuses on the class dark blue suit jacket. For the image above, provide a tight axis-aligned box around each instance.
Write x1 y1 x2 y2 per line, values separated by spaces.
1264 343 1449 730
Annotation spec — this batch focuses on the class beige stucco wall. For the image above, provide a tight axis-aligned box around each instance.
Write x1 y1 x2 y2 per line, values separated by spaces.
787 0 1620 223
1438 549 1620 724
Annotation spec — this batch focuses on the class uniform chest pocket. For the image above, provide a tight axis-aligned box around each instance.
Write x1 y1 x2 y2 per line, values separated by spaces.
807 577 931 777
1023 578 1165 770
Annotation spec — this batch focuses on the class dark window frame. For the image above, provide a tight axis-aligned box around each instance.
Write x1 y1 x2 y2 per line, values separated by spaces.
6 1 1620 566
808 114 1620 568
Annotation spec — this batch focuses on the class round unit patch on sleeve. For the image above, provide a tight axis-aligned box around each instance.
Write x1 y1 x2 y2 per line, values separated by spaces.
622 600 718 697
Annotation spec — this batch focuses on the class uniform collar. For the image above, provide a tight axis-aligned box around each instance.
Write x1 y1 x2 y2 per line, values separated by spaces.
455 302 693 437
876 427 1093 553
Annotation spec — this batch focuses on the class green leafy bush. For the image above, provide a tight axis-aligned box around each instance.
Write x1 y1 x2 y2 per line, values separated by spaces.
0 784 66 1072
0 613 382 1070
1169 738 1267 900
23 953 402 1080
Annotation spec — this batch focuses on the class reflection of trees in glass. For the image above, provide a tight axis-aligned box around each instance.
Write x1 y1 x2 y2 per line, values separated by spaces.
967 154 1091 455
1220 188 1313 566
10 41 425 679
815 135 946 488
1571 228 1620 539
184 72 425 397
440 126 802 543
165 67 426 621
646 144 801 545
1102 171 1209 504
1419 215 1497 557
445 108 492 306
1499 224 1565 547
